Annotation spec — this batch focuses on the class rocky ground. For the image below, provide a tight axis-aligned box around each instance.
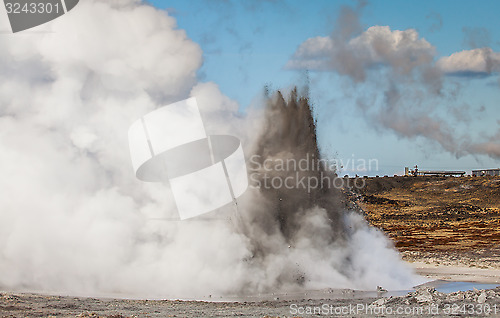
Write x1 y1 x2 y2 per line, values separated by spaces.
3 287 500 317
370 286 500 317
2 176 500 317
357 175 500 254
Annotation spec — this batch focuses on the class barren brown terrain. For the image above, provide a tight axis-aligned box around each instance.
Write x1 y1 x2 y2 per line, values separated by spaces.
358 175 500 267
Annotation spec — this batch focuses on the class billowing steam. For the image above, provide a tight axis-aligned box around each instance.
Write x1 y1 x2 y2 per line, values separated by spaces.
0 0 422 299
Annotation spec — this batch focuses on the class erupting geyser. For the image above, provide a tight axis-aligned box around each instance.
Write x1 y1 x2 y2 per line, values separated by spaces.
0 0 423 295
215 88 425 294
242 88 345 253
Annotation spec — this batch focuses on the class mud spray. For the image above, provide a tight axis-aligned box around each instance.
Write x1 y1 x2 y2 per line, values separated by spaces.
230 89 423 295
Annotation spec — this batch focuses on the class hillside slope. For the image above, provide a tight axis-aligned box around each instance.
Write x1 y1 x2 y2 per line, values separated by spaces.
357 176 500 258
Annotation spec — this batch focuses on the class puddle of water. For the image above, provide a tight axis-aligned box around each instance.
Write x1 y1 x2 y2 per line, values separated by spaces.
417 280 500 293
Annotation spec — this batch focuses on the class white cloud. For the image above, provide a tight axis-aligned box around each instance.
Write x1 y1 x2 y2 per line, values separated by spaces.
437 47 500 75
287 22 500 160
287 26 435 81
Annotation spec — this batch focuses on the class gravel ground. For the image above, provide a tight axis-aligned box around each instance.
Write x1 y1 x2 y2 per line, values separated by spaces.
2 283 500 317
1 292 377 318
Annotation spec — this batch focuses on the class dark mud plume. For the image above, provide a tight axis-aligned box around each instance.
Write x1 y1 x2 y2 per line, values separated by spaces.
233 89 355 290
248 88 345 240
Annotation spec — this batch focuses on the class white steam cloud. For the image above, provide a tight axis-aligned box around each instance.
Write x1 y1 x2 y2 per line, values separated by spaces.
0 0 422 298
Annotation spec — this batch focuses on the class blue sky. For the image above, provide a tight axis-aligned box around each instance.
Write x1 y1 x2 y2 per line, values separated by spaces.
149 0 500 176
